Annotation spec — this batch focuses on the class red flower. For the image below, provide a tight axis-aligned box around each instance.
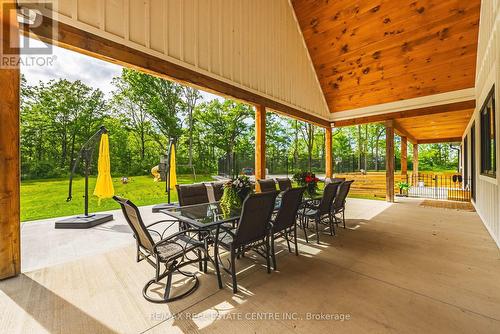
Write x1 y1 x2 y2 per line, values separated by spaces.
305 176 312 183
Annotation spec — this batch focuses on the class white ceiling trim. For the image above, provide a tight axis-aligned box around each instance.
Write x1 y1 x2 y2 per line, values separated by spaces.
330 88 476 122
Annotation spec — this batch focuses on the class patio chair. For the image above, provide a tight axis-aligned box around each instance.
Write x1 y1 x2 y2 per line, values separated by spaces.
214 191 279 293
331 180 354 229
270 187 306 270
113 196 221 303
298 182 341 244
211 182 225 202
176 183 209 206
276 177 293 192
257 179 277 193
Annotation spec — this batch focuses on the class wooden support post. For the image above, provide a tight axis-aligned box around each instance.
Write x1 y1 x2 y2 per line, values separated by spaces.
413 143 419 185
0 0 21 279
401 136 408 175
385 121 395 203
255 105 266 190
325 127 333 178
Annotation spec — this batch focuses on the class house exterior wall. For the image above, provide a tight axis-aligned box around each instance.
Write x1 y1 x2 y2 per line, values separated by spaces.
463 0 500 247
19 0 330 120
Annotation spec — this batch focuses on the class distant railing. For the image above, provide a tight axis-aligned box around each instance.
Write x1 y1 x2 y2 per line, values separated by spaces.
406 173 471 202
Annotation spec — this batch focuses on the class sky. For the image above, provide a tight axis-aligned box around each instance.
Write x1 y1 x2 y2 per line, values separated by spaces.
21 36 222 101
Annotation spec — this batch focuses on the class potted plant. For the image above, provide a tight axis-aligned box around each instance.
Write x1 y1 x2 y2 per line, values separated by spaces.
220 175 253 215
396 181 411 197
293 171 319 197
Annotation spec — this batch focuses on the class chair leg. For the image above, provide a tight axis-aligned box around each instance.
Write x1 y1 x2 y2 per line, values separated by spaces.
315 217 320 244
230 248 238 293
271 233 277 271
293 226 299 256
285 230 292 253
343 210 346 228
265 235 271 274
213 243 223 289
164 272 173 300
302 217 309 243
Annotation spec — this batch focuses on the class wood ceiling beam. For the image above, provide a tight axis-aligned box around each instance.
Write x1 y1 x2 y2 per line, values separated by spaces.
332 100 475 127
417 137 462 144
21 18 330 128
393 120 417 144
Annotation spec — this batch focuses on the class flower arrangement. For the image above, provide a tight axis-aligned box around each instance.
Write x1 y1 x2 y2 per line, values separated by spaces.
220 175 253 215
293 171 319 196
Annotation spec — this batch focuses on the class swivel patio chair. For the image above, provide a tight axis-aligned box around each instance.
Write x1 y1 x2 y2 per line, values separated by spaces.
276 177 293 192
331 180 354 229
257 179 278 193
298 182 341 244
214 191 278 293
114 196 221 303
176 183 209 206
270 187 306 270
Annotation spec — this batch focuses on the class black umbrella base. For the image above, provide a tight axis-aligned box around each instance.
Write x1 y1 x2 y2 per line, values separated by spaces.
55 214 114 229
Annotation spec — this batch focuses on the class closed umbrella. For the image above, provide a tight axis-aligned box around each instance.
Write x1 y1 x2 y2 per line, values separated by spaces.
169 144 177 189
93 133 114 201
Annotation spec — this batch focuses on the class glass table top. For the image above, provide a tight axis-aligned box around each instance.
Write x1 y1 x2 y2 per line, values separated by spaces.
162 202 242 227
162 191 324 228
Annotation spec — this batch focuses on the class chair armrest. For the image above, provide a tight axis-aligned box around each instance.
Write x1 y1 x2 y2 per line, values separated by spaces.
301 199 320 209
145 219 183 239
153 228 209 253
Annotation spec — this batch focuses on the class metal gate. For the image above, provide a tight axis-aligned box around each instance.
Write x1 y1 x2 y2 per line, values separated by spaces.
406 173 471 202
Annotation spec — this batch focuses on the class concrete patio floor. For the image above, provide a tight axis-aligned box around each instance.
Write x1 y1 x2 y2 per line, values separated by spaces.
1 198 499 333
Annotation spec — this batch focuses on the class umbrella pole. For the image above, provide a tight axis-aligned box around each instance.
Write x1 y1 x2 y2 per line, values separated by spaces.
84 156 90 217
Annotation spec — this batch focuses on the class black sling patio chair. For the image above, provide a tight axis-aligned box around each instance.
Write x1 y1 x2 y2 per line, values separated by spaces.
298 182 342 244
276 178 293 192
211 182 225 202
113 196 221 303
176 183 209 206
257 179 278 193
214 191 279 293
331 180 354 229
270 187 306 270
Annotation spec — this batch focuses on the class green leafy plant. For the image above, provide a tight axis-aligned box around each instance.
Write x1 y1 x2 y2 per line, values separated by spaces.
397 181 411 196
219 175 253 216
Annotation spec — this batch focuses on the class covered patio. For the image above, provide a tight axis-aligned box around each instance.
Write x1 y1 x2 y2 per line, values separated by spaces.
1 0 500 333
2 197 500 333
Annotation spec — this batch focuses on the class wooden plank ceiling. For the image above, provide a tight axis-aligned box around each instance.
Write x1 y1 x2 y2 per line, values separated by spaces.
395 109 474 144
291 0 481 113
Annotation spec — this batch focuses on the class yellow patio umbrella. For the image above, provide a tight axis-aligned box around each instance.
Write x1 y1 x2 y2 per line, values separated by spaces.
93 133 114 201
169 144 177 189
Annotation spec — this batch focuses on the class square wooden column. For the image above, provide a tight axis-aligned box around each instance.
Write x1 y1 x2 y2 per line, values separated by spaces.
0 0 21 279
401 136 408 175
325 127 333 178
385 121 395 202
413 143 419 185
255 105 266 185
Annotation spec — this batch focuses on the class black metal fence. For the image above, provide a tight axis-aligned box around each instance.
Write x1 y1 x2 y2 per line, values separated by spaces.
405 173 471 202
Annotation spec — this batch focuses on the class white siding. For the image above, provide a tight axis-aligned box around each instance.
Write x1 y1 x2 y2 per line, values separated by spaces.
463 0 500 248
20 0 330 120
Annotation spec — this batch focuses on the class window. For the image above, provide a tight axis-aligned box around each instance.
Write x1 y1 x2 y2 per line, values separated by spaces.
480 86 496 177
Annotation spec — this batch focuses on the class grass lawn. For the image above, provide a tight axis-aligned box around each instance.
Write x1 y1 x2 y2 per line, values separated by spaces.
21 174 213 222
